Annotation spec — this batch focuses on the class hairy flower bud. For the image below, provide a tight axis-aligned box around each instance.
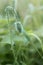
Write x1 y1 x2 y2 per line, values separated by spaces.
15 22 23 33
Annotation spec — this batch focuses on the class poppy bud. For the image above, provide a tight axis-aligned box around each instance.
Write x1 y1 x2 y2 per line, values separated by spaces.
15 22 23 33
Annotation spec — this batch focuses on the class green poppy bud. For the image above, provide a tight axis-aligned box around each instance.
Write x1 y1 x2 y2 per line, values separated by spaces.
15 22 23 33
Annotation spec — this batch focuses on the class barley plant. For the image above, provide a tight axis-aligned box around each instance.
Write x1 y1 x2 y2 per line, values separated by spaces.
0 0 43 65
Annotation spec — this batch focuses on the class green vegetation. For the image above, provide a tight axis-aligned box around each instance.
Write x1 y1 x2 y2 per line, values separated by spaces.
0 0 43 65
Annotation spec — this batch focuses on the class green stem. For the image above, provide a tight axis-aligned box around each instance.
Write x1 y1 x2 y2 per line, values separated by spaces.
7 12 15 62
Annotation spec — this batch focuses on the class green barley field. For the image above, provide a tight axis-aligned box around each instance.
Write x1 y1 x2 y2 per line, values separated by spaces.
0 0 43 65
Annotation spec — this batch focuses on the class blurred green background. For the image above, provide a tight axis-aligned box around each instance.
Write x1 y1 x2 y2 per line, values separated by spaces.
0 0 43 65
